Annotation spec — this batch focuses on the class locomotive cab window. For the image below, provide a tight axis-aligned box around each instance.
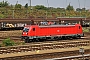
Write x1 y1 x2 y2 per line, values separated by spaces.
33 28 35 31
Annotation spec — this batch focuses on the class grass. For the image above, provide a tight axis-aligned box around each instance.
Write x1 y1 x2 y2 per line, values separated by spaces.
83 27 90 32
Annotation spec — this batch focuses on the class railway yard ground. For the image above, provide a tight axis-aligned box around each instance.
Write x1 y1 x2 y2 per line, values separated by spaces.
0 29 90 60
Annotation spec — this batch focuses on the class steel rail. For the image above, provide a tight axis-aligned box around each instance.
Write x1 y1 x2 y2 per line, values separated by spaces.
44 54 90 60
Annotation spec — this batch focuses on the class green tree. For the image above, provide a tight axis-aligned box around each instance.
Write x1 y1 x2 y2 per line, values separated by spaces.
82 8 86 11
4 1 9 7
0 1 9 7
66 3 74 11
76 8 81 12
15 4 22 9
25 3 28 9
34 5 47 10
56 7 65 12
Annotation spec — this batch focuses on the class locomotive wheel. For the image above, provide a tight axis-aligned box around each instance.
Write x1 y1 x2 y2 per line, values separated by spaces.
24 37 29 43
51 37 55 40
61 36 66 40
25 39 28 43
69 37 73 40
29 39 32 42
36 38 39 42
25 39 29 43
33 38 37 42
54 37 59 40
77 36 81 39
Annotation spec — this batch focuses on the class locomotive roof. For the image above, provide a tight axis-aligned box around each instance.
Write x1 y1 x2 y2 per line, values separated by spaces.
39 24 77 28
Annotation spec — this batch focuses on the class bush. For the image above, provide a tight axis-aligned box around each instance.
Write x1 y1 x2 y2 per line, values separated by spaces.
2 38 15 46
83 27 89 32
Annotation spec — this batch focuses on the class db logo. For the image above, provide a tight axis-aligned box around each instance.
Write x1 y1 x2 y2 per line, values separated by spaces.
57 30 60 32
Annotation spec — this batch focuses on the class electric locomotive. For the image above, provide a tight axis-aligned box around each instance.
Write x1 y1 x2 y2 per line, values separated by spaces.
21 24 84 43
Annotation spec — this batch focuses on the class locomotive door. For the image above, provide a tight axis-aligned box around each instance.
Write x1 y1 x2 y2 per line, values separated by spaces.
77 26 81 33
32 28 36 36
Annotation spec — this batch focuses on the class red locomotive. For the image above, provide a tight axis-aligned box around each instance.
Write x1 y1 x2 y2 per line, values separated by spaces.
21 24 84 43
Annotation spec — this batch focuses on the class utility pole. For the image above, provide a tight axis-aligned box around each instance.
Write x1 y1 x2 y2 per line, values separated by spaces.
78 0 81 17
12 10 14 19
29 0 31 16
30 0 31 8
69 2 71 18
84 0 86 27
66 0 67 17
12 5 15 19
84 0 86 18
46 0 49 19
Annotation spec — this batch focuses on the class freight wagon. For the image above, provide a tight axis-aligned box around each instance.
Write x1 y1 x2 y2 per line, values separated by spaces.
21 24 84 43
0 18 58 30
0 17 89 30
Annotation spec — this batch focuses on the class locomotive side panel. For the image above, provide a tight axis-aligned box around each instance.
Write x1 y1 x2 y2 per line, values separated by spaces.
38 25 78 36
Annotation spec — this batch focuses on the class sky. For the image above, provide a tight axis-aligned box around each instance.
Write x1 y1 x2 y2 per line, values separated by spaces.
0 0 90 9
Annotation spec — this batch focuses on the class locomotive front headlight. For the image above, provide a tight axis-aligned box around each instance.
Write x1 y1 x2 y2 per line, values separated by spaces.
26 33 28 34
23 33 24 34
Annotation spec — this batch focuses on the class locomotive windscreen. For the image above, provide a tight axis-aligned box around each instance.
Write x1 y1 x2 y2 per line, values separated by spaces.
23 28 29 32
23 27 30 32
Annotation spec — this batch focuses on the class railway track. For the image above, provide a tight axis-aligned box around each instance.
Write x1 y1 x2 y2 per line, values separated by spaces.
0 36 23 44
0 47 90 60
0 38 89 60
0 36 21 40
0 30 22 43
0 39 89 54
